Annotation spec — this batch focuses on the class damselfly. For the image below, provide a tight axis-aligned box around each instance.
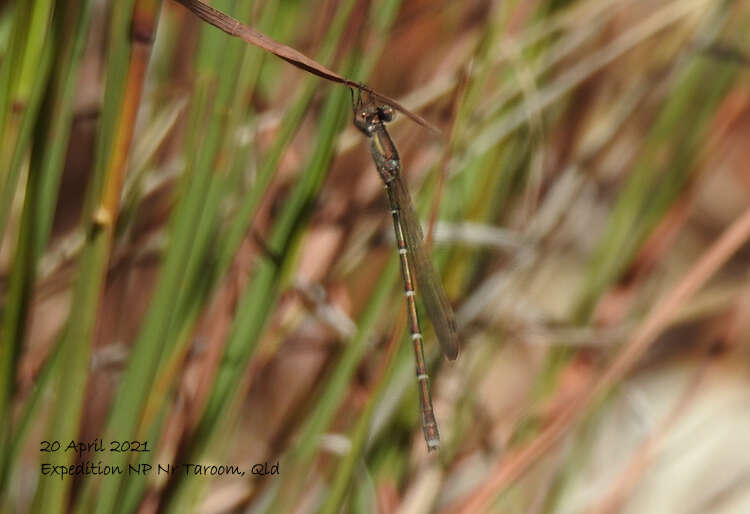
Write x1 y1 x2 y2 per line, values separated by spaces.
352 91 459 451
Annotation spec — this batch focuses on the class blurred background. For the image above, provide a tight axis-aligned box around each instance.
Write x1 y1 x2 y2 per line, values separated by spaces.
2 0 750 512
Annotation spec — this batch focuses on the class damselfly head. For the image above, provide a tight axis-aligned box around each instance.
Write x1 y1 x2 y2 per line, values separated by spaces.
351 89 395 135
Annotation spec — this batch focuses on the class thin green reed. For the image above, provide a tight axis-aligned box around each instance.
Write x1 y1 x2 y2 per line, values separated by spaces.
152 4 358 510
0 4 55 469
0 0 54 240
81 1 250 512
162 65 359 514
35 0 160 512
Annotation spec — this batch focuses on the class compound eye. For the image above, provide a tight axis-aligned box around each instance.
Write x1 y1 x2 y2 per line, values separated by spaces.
378 105 394 122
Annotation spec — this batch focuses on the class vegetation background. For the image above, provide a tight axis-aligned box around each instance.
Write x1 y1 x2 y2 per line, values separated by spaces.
1 0 750 512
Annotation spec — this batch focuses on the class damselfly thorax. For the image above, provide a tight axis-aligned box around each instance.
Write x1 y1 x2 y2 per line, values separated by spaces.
353 94 400 182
